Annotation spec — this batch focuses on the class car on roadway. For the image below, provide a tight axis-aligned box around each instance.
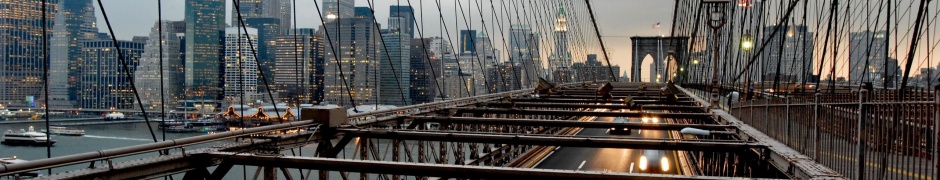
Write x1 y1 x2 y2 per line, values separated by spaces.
608 117 631 135
638 149 669 173
641 117 659 123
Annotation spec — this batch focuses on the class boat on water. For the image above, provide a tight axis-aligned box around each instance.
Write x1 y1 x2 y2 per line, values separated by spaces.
104 112 125 120
2 127 56 146
1 156 40 177
40 126 85 136
163 125 228 133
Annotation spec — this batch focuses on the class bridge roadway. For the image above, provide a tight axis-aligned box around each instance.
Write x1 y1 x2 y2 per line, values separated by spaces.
0 82 844 179
536 116 681 174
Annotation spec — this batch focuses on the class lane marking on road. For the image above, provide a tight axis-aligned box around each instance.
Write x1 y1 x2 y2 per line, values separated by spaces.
605 129 610 133
629 162 635 173
577 160 586 171
638 129 642 134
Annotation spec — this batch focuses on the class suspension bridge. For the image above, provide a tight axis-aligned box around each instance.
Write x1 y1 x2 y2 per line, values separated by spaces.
1 0 939 179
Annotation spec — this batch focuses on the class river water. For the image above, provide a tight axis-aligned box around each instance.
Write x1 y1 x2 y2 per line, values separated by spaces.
0 121 396 180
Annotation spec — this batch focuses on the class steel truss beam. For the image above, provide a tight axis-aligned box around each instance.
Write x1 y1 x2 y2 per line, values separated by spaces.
479 102 705 111
337 129 765 151
451 108 713 119
205 152 753 180
544 94 694 100
408 116 732 130
509 98 698 105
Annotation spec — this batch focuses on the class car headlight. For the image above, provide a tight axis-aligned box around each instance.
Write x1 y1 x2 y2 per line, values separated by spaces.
641 117 649 123
638 156 648 170
652 118 659 123
661 157 669 171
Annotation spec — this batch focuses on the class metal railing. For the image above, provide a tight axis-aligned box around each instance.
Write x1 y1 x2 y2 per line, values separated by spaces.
729 89 938 180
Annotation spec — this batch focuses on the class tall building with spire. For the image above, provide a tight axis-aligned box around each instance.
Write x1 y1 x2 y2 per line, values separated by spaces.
49 0 97 108
551 5 570 69
550 5 572 83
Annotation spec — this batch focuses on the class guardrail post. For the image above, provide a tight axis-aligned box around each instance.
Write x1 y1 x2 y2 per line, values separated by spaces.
786 97 791 146
856 88 869 180
814 93 820 160
934 85 939 180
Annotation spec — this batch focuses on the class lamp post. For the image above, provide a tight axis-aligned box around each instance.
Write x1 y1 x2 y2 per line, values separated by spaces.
741 31 754 101
704 0 730 110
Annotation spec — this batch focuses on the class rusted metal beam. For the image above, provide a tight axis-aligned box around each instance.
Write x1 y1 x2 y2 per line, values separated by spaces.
338 129 764 151
206 152 751 180
451 108 712 119
409 116 731 130
0 120 320 176
509 98 698 105
478 102 705 111
545 94 694 101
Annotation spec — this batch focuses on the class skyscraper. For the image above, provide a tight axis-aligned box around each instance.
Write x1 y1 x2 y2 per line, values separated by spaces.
509 24 540 88
380 28 411 106
551 5 571 69
223 27 261 103
0 1 57 108
79 40 146 109
231 0 292 34
550 5 571 83
184 0 226 103
244 18 280 95
389 6 414 37
321 7 380 107
759 23 814 83
135 21 186 112
322 0 354 23
274 28 321 104
459 30 477 56
49 0 97 109
572 54 621 82
849 30 889 87
409 38 438 104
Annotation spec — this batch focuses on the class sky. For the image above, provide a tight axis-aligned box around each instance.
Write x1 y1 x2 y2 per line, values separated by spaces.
89 0 940 81
91 0 672 79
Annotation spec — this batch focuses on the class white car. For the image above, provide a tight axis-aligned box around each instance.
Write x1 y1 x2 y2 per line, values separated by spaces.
639 150 669 172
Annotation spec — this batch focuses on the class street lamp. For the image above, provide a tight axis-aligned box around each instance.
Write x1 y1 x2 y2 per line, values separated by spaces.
703 0 730 110
741 31 754 51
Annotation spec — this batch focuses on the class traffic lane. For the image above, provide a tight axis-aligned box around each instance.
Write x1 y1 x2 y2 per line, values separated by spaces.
535 117 613 170
535 117 680 174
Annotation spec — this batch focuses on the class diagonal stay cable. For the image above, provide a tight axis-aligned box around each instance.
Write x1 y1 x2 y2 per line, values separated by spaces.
366 0 408 105
584 0 616 82
434 0 473 97
231 0 282 121
95 0 158 143
311 0 359 112
406 0 448 101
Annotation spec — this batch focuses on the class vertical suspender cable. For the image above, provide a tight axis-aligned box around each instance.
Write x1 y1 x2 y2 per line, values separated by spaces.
158 0 165 143
231 0 282 121
41 0 51 175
